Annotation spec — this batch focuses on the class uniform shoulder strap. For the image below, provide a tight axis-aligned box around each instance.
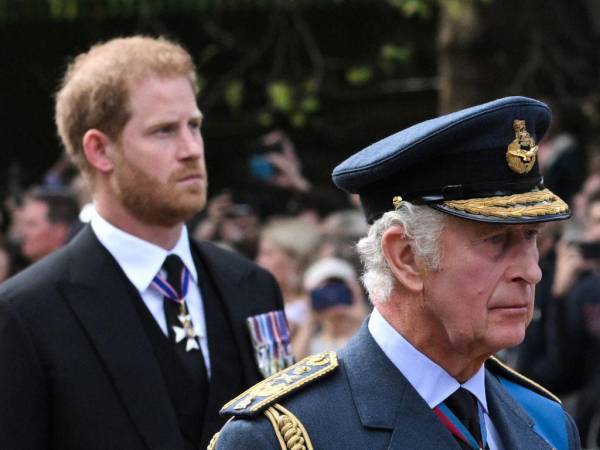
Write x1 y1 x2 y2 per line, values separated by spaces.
486 356 561 403
220 351 338 417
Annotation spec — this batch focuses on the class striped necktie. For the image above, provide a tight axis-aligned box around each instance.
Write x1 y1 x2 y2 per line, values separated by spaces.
434 387 489 450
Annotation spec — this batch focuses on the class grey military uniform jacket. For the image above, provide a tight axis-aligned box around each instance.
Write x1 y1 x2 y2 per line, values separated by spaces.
213 323 580 450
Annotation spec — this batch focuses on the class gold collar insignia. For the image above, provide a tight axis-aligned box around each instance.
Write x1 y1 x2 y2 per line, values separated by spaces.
506 119 538 174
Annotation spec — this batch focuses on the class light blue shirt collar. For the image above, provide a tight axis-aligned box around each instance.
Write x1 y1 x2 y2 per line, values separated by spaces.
368 308 489 413
90 210 198 293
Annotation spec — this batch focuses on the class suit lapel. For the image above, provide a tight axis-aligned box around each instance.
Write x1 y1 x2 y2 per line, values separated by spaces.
58 227 185 450
192 241 267 444
486 371 554 449
341 324 460 450
193 242 261 386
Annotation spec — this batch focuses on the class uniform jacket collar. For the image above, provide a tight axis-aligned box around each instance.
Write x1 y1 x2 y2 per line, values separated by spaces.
340 322 555 449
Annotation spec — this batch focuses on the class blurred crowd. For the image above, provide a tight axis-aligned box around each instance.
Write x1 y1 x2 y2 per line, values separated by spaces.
2 123 600 445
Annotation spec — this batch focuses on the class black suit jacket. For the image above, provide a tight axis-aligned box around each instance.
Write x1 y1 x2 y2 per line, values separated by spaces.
0 226 284 450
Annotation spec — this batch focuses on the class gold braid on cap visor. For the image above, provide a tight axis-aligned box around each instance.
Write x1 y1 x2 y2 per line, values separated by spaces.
442 188 569 218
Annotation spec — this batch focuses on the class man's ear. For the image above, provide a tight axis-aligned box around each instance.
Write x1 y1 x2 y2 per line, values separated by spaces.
82 129 116 173
381 225 424 292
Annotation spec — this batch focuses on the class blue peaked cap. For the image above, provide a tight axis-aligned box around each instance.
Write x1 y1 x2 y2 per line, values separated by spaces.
332 96 570 224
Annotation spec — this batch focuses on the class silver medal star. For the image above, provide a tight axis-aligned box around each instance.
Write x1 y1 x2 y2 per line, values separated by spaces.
172 314 200 352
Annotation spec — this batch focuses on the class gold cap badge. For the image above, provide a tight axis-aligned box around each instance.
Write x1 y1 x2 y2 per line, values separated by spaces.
392 196 403 209
506 119 538 174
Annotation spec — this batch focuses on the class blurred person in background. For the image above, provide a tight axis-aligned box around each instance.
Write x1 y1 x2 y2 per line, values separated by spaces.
537 102 585 207
0 36 288 450
255 129 311 194
69 174 95 223
0 243 12 282
293 257 367 358
516 188 600 381
17 187 81 263
40 154 80 190
0 238 22 283
246 128 349 221
572 155 600 226
538 189 600 448
514 184 600 447
546 189 600 306
256 217 321 358
318 208 369 277
192 191 261 259
509 220 563 371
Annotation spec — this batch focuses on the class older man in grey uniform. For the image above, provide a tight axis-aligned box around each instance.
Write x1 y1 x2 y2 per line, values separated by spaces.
211 96 580 450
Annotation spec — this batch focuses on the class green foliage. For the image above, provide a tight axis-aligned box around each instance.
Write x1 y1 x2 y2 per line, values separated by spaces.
196 74 207 96
0 0 490 23
197 44 220 66
386 0 435 18
49 0 78 20
386 0 489 19
264 81 321 128
438 0 478 19
379 43 412 74
291 112 306 128
224 79 244 113
257 111 274 128
267 81 294 113
346 66 373 85
303 78 318 94
0 0 430 130
300 96 319 114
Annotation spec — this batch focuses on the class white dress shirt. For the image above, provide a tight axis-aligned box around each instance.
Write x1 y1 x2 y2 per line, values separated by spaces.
91 211 211 376
368 308 504 450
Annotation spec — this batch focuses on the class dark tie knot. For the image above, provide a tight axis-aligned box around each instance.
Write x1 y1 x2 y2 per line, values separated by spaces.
163 254 185 298
438 387 488 449
445 387 478 421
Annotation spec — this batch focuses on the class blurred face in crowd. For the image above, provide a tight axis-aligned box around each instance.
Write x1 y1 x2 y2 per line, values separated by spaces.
413 218 542 365
312 279 365 325
109 75 207 227
0 247 11 282
585 199 600 240
256 238 299 294
574 174 600 222
20 200 70 262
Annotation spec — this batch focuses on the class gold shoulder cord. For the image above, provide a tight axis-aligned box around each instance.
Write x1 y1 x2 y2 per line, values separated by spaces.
207 432 219 450
206 418 234 450
207 408 313 450
490 356 561 403
264 403 314 450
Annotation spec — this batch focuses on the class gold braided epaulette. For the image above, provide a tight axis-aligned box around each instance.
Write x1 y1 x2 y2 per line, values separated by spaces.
220 351 338 418
209 404 313 450
265 403 314 450
444 188 569 219
486 356 561 403
206 431 219 450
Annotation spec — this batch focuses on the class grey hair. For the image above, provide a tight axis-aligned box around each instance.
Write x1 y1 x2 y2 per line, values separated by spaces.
356 203 446 303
